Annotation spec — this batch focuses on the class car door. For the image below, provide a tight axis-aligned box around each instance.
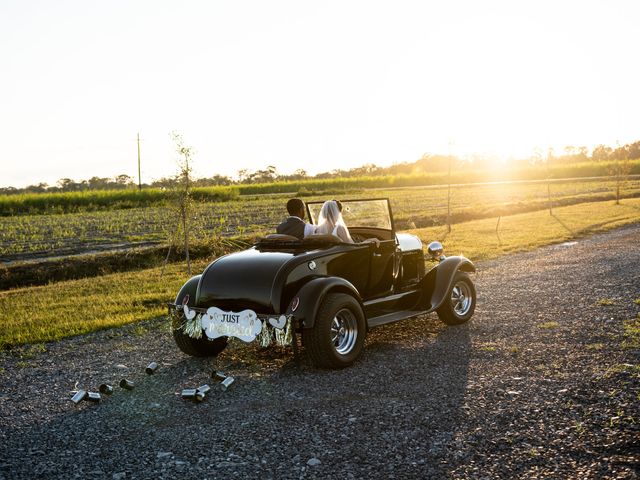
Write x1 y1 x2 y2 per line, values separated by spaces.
364 239 399 299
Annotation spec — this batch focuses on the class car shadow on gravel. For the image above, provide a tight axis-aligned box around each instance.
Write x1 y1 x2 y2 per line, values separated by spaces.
409 322 473 470
341 318 473 476
0 316 474 478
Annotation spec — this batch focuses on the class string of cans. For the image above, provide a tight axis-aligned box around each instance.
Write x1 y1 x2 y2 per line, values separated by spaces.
70 362 234 405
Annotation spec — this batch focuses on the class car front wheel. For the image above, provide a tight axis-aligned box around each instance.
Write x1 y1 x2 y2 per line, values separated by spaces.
305 293 366 369
436 271 476 325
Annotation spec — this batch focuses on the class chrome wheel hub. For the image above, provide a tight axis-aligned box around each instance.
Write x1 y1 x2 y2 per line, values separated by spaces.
330 309 358 355
451 281 472 316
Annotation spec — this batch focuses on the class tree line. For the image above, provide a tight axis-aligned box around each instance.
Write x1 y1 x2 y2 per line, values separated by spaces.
2 140 638 195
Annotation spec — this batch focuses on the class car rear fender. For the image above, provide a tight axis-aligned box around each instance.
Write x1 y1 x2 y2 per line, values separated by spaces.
290 276 362 328
175 275 202 306
420 256 475 311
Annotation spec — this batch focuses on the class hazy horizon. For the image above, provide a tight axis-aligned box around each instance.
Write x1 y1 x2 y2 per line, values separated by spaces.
2 0 639 189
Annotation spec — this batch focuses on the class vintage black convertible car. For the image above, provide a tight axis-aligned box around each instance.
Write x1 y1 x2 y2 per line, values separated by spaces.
169 198 476 368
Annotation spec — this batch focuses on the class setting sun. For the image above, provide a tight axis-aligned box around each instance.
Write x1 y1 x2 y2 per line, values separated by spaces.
1 0 638 187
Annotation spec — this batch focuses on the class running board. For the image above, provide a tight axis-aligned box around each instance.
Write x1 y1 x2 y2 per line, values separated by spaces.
362 289 421 319
367 309 427 329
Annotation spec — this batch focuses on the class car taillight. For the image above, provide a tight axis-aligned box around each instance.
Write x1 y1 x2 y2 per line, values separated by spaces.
182 294 190 306
289 296 300 312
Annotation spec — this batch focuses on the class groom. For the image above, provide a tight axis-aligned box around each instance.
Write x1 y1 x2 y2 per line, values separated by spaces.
276 198 315 239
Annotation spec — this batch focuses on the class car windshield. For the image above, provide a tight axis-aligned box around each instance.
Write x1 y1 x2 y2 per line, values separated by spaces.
307 199 393 230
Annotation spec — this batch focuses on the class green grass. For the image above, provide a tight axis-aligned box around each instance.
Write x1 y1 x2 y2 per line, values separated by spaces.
0 260 207 349
622 314 640 349
478 343 498 352
603 362 640 378
538 322 560 329
2 177 639 259
407 197 640 261
598 298 615 306
17 343 47 358
1 198 639 349
0 185 240 216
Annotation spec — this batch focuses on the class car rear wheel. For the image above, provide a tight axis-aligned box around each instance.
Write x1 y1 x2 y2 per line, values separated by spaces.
172 291 228 357
173 328 228 357
305 293 366 369
436 271 476 326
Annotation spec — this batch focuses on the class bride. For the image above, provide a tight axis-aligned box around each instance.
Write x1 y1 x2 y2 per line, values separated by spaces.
314 200 353 243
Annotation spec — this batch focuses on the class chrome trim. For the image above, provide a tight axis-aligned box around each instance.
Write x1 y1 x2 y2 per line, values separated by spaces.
331 308 358 355
427 241 445 261
396 233 423 252
451 281 472 316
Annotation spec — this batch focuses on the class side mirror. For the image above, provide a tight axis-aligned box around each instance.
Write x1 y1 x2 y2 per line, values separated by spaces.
427 241 445 261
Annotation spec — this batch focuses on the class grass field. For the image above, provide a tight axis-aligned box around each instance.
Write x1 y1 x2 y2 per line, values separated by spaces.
2 177 639 260
407 197 640 261
1 197 638 349
2 158 639 217
0 185 240 216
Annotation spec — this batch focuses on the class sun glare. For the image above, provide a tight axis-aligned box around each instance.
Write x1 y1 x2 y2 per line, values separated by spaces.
0 1 638 187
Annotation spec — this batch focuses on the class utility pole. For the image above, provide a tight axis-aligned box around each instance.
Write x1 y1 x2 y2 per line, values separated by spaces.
446 140 453 233
137 132 142 191
546 147 553 215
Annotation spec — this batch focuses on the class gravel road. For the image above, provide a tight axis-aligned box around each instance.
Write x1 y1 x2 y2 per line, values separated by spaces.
1 224 638 479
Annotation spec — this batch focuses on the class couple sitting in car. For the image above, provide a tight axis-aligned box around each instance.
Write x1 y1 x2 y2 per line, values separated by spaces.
276 198 353 242
277 198 381 247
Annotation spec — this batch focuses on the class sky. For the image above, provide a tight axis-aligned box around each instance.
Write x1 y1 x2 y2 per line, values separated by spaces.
1 0 638 188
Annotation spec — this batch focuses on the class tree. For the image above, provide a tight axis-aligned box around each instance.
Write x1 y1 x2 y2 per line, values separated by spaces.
627 141 640 160
563 145 576 157
609 142 632 205
87 176 109 190
291 168 307 179
546 148 554 215
115 174 134 186
151 176 177 189
591 144 612 161
24 182 49 193
237 169 250 183
57 178 78 191
210 174 232 185
253 165 278 183
193 174 232 187
417 153 452 172
168 131 195 275
242 165 279 183
530 147 545 166
577 146 588 161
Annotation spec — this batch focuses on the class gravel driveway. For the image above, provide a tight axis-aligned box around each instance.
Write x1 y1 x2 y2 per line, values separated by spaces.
1 224 638 479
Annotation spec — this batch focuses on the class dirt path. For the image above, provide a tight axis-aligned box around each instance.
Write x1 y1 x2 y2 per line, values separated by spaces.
1 224 638 479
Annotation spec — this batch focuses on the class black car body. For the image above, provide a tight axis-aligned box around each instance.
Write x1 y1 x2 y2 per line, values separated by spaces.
169 198 476 368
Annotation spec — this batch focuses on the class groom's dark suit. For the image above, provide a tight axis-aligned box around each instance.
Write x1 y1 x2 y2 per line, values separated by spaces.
276 216 306 239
